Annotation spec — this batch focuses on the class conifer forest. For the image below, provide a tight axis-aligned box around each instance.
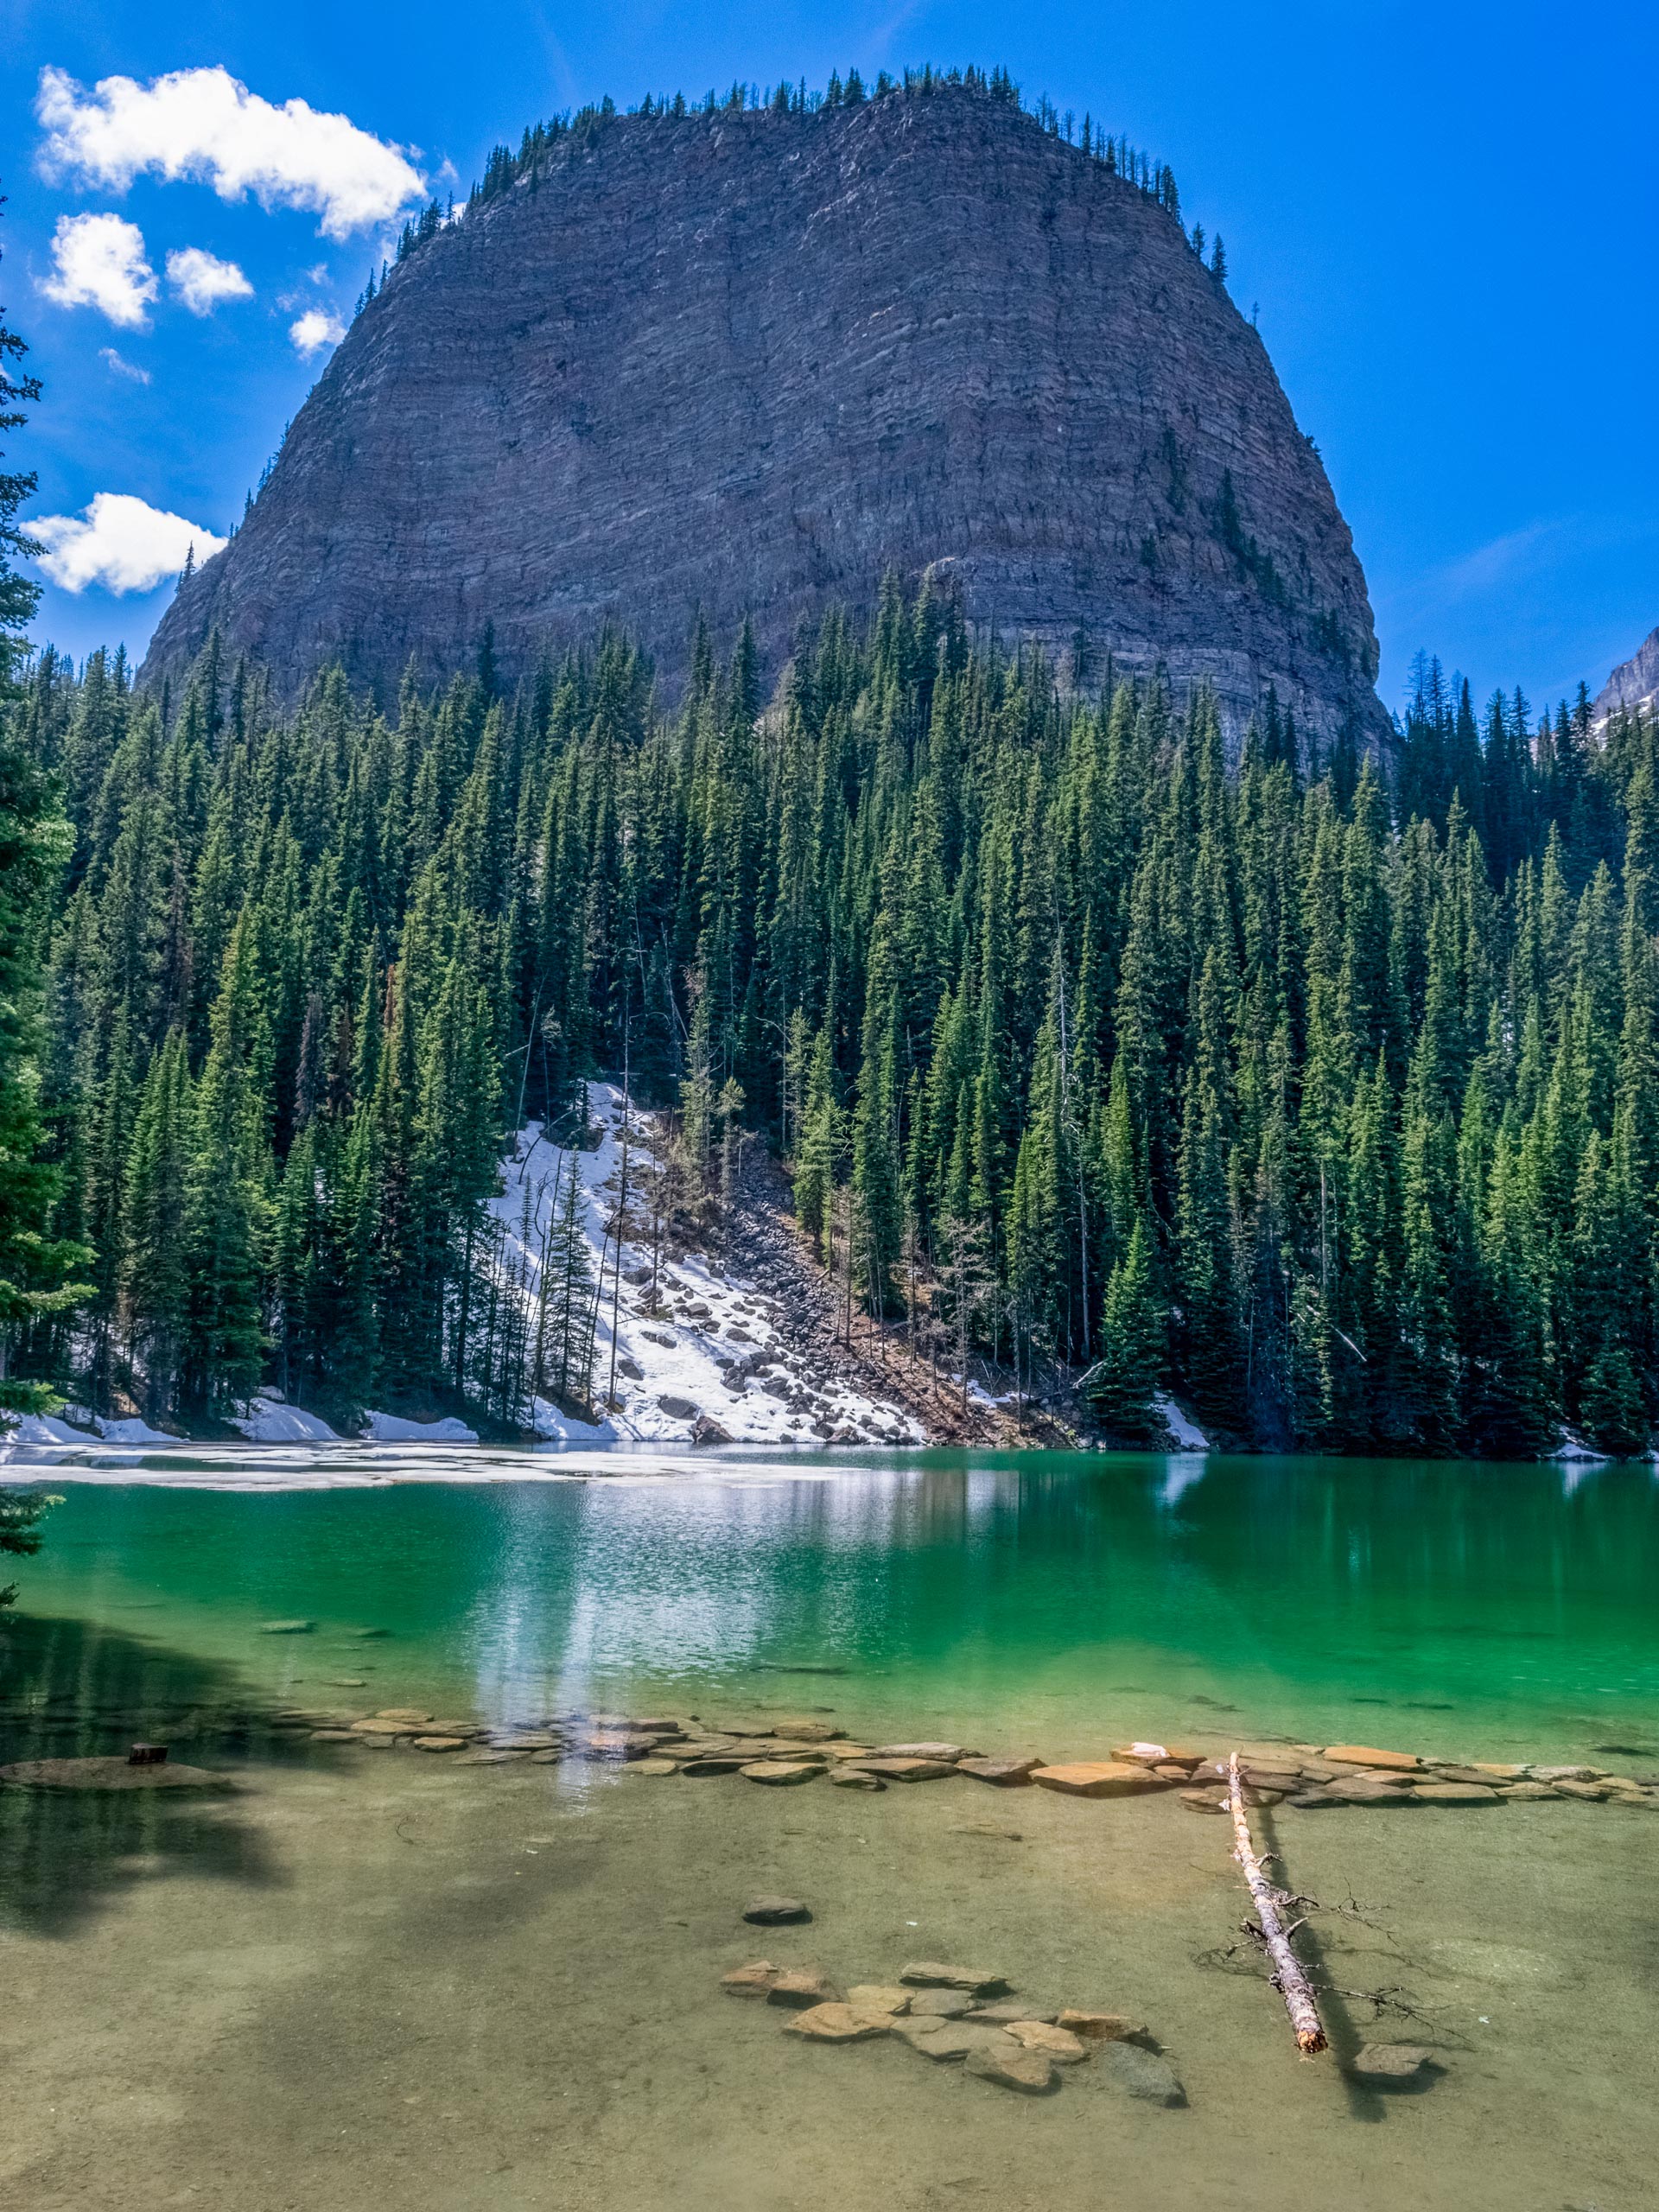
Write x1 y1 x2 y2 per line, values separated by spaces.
6 587 1659 1459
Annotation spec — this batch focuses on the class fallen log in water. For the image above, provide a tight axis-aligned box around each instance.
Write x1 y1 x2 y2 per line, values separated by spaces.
1227 1751 1327 2056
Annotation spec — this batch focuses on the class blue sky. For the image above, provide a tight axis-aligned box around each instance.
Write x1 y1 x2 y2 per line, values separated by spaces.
3 1 1655 713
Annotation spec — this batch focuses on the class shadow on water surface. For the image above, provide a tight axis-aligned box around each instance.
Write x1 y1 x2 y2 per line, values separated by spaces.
0 1611 285 1937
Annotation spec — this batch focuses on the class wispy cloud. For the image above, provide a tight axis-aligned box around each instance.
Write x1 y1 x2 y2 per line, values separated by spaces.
33 492 226 594
1429 521 1557 604
99 346 151 384
40 211 156 327
166 245 253 315
36 63 426 239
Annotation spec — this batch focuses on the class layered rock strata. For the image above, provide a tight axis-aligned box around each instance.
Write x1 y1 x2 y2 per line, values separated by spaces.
146 86 1389 751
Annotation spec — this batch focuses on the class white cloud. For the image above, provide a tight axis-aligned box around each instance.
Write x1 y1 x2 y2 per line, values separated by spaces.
40 211 156 327
33 493 226 594
166 245 253 315
36 63 426 240
99 346 151 385
289 308 346 358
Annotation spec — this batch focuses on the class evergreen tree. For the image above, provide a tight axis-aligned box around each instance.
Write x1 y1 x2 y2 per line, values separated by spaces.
1085 1216 1166 1440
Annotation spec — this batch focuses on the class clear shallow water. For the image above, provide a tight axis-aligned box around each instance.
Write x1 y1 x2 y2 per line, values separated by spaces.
3 1447 1657 2210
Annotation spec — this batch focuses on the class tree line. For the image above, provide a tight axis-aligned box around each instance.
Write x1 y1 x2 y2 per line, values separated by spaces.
2 577 1656 1457
354 66 1205 319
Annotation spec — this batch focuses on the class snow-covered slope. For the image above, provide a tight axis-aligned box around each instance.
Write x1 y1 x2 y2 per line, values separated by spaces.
495 1086 922 1447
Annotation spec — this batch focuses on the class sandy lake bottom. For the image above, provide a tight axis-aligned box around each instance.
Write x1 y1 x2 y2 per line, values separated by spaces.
0 1451 1656 2208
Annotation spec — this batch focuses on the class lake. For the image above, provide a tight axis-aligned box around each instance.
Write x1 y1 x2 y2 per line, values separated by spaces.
2 1445 1656 2209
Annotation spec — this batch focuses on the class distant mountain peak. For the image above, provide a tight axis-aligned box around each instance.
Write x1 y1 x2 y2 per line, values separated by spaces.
1595 626 1659 722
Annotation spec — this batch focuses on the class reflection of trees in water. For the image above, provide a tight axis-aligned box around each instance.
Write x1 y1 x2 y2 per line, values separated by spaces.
0 1612 283 1936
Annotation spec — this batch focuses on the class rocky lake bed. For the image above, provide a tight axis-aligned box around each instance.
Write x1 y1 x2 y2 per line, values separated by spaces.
3 1462 1656 2206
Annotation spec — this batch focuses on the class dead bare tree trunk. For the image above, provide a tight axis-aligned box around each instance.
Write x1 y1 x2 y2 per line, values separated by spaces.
1227 1752 1327 2056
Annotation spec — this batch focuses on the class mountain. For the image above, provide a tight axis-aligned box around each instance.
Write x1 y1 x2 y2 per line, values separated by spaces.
1594 626 1659 721
143 78 1389 751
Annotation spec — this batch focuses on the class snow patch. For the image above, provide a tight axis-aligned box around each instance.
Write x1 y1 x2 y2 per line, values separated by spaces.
493 1087 923 1446
0 1410 177 1449
1547 1429 1611 1464
232 1397 340 1442
3 1413 90 1446
526 1396 614 1443
361 1411 480 1444
1154 1393 1211 1451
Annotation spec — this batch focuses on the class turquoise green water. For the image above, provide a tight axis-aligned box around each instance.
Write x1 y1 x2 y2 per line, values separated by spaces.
8 1448 1659 1763
3 1448 1657 2212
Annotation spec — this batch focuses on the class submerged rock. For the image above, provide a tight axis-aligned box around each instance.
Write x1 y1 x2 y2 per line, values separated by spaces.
743 1897 812 1925
1056 2009 1144 2044
1348 2043 1434 2083
842 1757 957 1782
0 1757 231 1792
890 2019 1011 2063
1179 1789 1230 1815
957 1757 1042 1786
721 1960 781 1999
1327 1777 1418 1806
1003 2020 1088 2063
899 1963 1010 1994
1032 1761 1164 1798
766 1967 837 2008
1322 1744 1422 1770
906 1989 976 2018
783 2002 892 2043
1102 2042 1186 2106
830 1769 886 1790
258 1619 315 1635
846 1986 912 2016
583 1730 662 1759
741 1760 821 1785
964 2043 1057 2094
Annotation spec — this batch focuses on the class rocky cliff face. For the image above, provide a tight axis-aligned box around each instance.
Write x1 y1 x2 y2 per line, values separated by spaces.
145 86 1389 749
1595 626 1659 721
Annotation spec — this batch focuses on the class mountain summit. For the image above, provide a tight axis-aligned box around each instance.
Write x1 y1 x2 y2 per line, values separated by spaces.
144 78 1388 746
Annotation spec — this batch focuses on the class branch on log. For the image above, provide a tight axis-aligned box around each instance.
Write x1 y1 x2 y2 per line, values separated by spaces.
1227 1751 1328 2056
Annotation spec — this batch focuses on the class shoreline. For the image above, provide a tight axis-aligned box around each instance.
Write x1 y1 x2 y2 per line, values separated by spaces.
2 1431 1653 1491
